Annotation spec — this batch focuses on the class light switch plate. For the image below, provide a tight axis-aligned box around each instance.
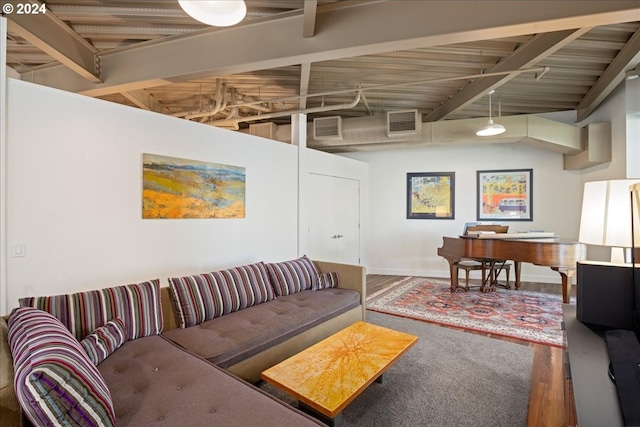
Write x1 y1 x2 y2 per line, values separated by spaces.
12 242 26 258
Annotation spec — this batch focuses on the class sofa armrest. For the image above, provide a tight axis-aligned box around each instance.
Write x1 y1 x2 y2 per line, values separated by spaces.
1 316 27 427
313 260 366 319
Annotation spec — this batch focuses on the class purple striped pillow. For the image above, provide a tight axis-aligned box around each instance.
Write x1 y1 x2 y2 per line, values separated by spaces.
314 272 340 290
169 272 231 327
169 262 274 328
19 279 163 341
81 318 128 365
8 307 115 427
266 255 320 296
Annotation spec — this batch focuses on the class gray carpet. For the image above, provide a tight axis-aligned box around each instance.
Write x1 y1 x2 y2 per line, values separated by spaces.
260 311 533 427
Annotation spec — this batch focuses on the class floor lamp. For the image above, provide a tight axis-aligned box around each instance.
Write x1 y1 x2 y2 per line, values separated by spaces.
579 179 640 263
602 181 640 427
575 181 640 332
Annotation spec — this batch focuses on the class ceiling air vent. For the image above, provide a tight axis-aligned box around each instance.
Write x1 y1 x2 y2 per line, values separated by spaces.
313 116 343 140
249 122 277 139
387 109 420 138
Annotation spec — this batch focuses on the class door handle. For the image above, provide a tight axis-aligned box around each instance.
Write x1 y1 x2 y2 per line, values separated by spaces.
331 234 344 239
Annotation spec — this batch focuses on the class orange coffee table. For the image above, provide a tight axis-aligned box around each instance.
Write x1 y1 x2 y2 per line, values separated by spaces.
261 321 418 426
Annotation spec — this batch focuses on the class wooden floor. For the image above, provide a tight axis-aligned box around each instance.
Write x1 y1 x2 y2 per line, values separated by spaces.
366 274 575 427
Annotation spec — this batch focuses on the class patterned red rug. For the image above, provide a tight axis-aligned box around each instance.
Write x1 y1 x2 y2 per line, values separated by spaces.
367 277 573 347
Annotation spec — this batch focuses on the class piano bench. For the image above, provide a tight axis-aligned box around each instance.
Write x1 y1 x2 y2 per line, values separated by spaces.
456 260 488 290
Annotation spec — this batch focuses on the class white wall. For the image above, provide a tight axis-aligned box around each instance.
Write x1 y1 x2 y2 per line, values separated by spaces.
3 79 367 314
624 77 640 178
344 80 632 281
574 82 630 181
2 76 631 312
572 81 635 261
345 142 582 282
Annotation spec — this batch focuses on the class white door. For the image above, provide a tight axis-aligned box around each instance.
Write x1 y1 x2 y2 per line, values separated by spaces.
308 173 360 264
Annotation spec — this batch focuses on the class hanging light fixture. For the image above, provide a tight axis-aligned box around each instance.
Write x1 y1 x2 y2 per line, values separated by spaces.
178 0 247 27
476 90 506 136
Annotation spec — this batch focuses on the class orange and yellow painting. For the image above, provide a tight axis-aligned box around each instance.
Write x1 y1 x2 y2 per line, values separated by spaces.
142 153 245 219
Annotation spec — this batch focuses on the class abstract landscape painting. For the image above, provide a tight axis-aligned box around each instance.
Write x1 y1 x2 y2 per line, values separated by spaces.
142 153 245 219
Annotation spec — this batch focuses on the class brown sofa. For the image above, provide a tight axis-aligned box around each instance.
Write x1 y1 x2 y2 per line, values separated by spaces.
1 259 366 426
162 259 366 382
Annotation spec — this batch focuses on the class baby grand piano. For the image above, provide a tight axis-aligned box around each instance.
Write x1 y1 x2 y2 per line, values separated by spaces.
437 228 586 303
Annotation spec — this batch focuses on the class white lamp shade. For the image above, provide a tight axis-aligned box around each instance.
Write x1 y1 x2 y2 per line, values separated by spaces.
579 179 640 248
179 0 247 27
476 119 506 136
476 90 506 136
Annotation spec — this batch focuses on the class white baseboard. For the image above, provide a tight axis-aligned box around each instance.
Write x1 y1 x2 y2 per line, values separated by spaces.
365 267 571 284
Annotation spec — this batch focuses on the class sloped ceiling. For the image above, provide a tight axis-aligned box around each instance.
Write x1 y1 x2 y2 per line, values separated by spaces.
4 0 640 151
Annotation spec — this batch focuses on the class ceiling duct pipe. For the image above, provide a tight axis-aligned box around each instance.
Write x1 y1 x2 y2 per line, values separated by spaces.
179 87 272 120
241 96 271 113
200 80 227 122
176 67 547 124
225 87 239 119
209 90 362 128
172 79 227 119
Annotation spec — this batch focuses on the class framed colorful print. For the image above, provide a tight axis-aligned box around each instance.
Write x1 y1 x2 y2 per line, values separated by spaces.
477 169 532 221
407 172 455 219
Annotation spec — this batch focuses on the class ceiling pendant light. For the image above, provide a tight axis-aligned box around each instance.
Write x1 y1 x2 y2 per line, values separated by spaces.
178 0 247 27
476 90 506 136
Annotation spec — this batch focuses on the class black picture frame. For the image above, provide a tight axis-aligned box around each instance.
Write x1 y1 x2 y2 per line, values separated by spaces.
477 168 533 221
407 172 455 219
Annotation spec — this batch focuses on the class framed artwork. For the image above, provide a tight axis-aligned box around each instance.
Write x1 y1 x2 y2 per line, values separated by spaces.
142 153 245 219
407 172 455 219
477 169 532 221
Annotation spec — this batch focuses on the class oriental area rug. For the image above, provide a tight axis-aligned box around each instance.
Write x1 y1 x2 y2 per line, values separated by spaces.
367 277 573 347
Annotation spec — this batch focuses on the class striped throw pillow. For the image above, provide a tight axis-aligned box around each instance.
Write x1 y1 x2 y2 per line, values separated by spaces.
8 307 116 427
19 279 163 341
266 255 320 296
314 272 340 290
169 262 275 328
81 318 128 366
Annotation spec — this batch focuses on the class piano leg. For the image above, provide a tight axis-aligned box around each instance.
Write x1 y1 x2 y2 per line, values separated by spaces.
514 261 522 290
552 268 574 304
448 262 459 293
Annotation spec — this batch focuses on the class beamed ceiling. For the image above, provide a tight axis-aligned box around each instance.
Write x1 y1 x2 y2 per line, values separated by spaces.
4 0 640 150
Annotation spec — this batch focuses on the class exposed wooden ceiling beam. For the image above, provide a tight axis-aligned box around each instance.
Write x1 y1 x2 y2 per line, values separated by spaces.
302 0 318 38
424 28 591 122
299 62 312 109
121 89 169 114
20 1 640 100
577 27 640 122
6 0 100 82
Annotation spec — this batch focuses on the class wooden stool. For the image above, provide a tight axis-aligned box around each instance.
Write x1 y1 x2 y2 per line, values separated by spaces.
490 261 512 288
456 260 488 291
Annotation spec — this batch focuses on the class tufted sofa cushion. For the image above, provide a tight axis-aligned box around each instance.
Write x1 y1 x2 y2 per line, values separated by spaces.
19 279 163 341
8 307 116 427
169 262 274 328
163 288 361 368
98 334 322 426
